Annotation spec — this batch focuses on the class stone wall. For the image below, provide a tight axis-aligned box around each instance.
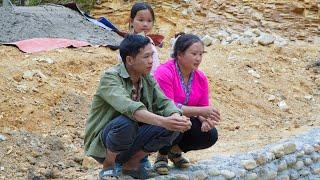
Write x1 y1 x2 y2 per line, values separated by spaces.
156 128 320 180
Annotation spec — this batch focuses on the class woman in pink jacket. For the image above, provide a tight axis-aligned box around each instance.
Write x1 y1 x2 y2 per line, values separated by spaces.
153 33 220 175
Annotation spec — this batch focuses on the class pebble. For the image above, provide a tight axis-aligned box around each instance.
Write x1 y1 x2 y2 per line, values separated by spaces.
255 153 267 165
311 153 320 162
267 95 276 102
173 174 189 180
241 159 257 170
246 173 258 180
289 170 299 180
304 158 313 166
220 170 235 179
192 170 208 180
284 154 297 167
283 143 296 155
0 134 6 141
82 156 100 169
201 35 213 47
296 150 305 158
294 161 304 170
303 144 315 154
23 71 35 79
278 100 289 111
298 168 310 177
311 165 320 174
277 160 287 172
33 57 54 64
270 144 285 158
277 175 289 180
208 168 220 176
258 33 275 46
248 69 261 78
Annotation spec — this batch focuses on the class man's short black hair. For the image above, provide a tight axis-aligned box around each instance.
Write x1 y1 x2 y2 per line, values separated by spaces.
119 34 151 64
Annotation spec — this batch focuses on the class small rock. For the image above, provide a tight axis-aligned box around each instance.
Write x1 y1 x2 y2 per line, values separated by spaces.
239 36 254 45
73 155 84 164
303 144 315 154
33 57 54 64
277 174 289 180
289 170 299 180
274 37 288 47
16 84 29 93
241 159 257 170
255 153 267 165
311 164 320 174
208 167 220 176
296 150 305 158
45 168 61 179
216 30 229 41
0 134 6 141
220 170 235 179
277 160 288 172
261 168 277 179
252 29 261 36
304 158 313 166
192 170 208 180
284 154 297 167
243 29 257 38
278 101 289 111
314 144 320 152
246 172 258 180
311 153 320 162
173 174 189 180
267 95 276 102
248 69 261 78
82 156 100 169
294 161 304 170
298 168 310 177
0 166 4 171
33 70 47 79
201 35 213 47
283 143 296 155
265 152 276 162
258 33 275 46
270 144 285 158
23 71 35 79
304 95 313 101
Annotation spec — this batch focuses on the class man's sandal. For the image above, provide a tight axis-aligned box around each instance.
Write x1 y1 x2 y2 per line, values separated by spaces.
99 167 119 180
153 156 169 175
122 166 156 179
168 151 190 169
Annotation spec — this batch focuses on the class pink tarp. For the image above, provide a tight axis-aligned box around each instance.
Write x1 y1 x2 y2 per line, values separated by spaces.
6 38 91 53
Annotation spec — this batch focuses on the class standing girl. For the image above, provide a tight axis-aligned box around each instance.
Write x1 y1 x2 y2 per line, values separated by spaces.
128 2 160 75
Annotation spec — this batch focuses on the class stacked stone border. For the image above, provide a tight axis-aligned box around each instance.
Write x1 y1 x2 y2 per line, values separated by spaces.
156 128 320 180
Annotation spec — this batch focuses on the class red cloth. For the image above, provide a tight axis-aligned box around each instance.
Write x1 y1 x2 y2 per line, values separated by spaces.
8 38 91 53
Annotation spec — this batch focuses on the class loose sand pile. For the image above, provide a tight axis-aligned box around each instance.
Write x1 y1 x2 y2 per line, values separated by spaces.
0 5 122 46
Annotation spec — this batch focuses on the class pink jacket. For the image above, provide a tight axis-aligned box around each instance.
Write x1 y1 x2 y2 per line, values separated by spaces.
154 59 209 107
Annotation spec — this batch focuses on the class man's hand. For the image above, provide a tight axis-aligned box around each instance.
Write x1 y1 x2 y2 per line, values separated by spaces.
160 113 191 132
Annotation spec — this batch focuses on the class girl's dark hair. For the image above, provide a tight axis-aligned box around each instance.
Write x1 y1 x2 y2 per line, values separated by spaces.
119 34 151 64
171 33 203 58
130 2 155 22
